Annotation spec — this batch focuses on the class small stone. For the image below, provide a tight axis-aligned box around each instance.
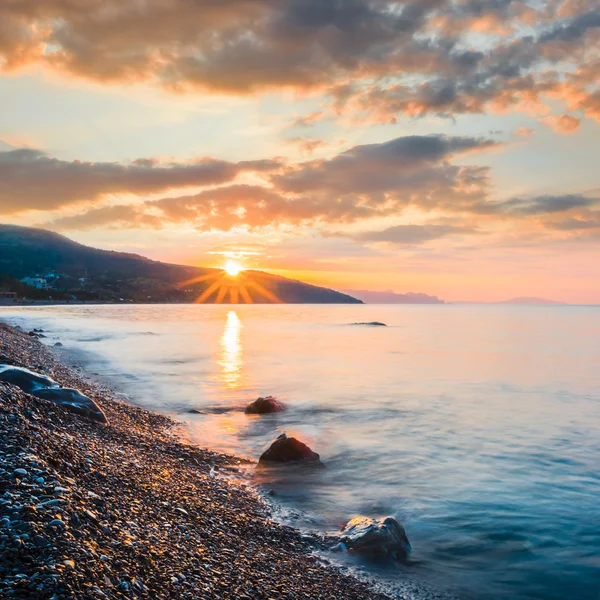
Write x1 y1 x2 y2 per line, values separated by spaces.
49 519 66 528
33 535 51 548
13 469 28 477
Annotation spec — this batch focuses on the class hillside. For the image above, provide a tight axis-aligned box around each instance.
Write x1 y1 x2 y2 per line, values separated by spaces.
0 225 361 304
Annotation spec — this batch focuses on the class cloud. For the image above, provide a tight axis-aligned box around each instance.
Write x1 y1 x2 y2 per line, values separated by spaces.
512 127 536 137
286 138 327 155
1 1 599 126
548 216 600 230
41 134 497 231
273 134 495 195
0 148 278 214
542 114 581 133
44 205 164 231
475 194 599 216
354 223 476 245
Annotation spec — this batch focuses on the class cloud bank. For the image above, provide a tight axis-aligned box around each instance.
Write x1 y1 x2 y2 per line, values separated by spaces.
0 1 598 125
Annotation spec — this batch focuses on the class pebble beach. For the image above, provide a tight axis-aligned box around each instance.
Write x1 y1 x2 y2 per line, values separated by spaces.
0 322 391 600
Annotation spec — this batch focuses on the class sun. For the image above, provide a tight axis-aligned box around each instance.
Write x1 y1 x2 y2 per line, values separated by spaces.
223 259 243 277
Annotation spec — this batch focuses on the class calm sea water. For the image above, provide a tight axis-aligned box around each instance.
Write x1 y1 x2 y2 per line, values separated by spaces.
2 304 600 599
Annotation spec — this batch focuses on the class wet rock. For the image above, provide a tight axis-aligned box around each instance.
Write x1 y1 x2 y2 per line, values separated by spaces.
245 396 285 415
13 468 28 477
259 434 322 466
350 322 387 327
54 342 63 347
49 519 66 528
0 365 107 423
35 388 107 424
339 516 411 559
0 366 59 394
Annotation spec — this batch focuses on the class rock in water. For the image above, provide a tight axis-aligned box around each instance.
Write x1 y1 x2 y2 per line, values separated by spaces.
350 322 387 327
259 433 322 466
245 396 285 414
0 364 107 423
340 516 411 559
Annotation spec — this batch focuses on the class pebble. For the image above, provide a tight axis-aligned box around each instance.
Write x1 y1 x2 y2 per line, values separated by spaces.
49 519 66 528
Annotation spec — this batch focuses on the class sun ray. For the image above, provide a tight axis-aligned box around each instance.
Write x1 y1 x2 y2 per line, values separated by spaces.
215 285 228 304
178 271 222 288
245 280 281 303
229 287 239 304
239 285 253 304
194 279 223 303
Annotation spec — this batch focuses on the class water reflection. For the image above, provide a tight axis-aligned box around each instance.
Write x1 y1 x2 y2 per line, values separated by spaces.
218 310 243 389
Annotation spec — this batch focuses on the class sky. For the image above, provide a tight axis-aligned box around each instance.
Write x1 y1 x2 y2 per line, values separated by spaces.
1 0 599 303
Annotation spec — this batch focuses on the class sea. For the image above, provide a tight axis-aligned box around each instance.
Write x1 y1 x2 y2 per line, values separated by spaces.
1 304 599 600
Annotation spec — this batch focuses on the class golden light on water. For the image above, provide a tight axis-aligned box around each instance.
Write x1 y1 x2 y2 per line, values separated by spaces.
218 310 242 389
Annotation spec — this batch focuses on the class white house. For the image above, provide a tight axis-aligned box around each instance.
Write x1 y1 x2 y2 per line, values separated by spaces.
21 277 48 289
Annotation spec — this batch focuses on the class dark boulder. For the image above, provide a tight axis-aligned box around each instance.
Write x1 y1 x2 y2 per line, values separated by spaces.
245 396 285 415
339 516 411 559
350 322 387 327
0 365 107 424
258 433 322 466
54 342 63 347
0 365 58 394
35 387 107 423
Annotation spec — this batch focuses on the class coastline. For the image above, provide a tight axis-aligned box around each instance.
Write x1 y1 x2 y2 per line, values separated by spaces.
0 322 390 600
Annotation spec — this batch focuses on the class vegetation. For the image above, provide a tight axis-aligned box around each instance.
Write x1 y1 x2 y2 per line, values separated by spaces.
0 225 361 304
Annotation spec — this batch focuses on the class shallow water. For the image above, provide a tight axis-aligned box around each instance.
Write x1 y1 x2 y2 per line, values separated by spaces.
2 304 600 599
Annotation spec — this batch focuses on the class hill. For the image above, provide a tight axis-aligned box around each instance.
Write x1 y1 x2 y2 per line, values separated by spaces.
0 224 361 304
344 289 444 304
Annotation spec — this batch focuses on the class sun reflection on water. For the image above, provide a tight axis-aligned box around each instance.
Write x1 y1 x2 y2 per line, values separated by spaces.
218 310 243 389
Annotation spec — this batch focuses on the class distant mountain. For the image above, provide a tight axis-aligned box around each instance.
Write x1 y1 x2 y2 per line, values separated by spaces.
0 224 361 304
344 289 444 304
499 297 561 305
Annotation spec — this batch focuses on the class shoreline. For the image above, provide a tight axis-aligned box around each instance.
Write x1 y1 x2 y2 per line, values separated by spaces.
0 322 391 599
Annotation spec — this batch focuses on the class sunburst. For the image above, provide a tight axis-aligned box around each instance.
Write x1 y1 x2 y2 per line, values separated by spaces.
177 268 281 304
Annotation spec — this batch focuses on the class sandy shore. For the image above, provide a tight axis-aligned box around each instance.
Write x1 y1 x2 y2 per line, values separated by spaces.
0 322 392 599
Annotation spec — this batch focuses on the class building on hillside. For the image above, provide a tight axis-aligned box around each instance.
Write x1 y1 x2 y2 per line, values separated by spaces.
21 277 48 289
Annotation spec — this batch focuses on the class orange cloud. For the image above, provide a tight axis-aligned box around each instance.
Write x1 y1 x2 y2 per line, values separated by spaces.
542 113 581 133
0 148 278 214
0 1 598 128
38 134 497 231
512 127 536 136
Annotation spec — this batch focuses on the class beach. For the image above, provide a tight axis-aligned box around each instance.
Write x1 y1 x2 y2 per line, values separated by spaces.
0 322 391 600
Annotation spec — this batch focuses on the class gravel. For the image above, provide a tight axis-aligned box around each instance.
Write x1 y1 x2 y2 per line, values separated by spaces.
0 322 392 600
